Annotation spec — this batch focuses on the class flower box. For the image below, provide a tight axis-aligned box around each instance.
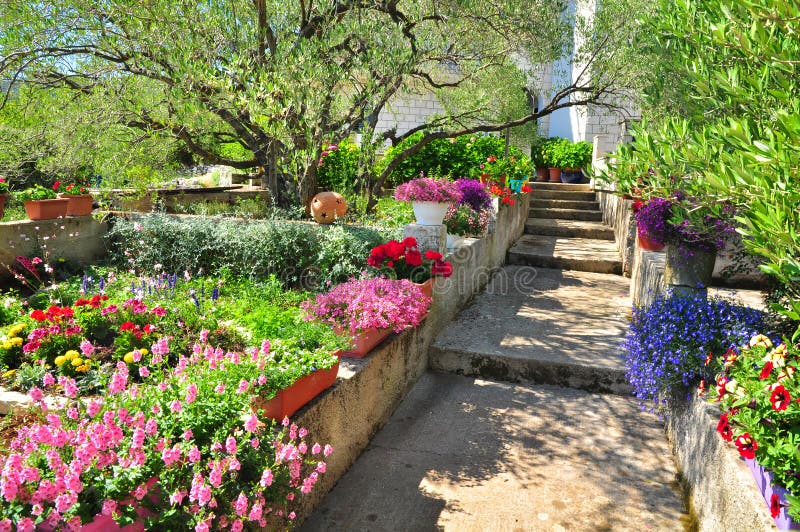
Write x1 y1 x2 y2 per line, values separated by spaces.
637 233 664 252
414 278 434 298
745 458 800 530
23 198 69 220
254 362 339 419
337 327 393 358
58 193 94 216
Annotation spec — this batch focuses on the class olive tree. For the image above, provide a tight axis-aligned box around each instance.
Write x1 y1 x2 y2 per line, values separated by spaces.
0 0 641 208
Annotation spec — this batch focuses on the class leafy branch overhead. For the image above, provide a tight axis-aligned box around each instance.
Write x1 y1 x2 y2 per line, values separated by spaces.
0 0 641 206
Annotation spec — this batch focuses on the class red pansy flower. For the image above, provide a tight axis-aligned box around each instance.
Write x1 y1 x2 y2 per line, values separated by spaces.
716 413 732 442
734 433 757 459
771 494 782 518
760 361 774 380
770 385 791 411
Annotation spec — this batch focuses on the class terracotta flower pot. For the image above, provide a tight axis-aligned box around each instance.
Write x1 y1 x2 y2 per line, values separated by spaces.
547 168 562 182
637 233 664 252
535 168 548 182
58 193 94 216
414 278 434 298
0 194 7 220
23 198 69 220
254 362 339 420
337 327 393 358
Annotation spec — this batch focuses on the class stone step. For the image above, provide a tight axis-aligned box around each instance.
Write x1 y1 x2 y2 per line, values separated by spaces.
507 234 622 274
531 198 600 211
528 208 603 221
428 267 632 394
530 182 592 192
525 218 615 240
531 189 597 201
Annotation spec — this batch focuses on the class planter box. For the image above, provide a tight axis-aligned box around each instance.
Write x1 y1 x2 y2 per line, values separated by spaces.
59 193 94 216
414 278 434 299
23 199 69 220
254 362 339 420
338 327 393 358
745 458 800 530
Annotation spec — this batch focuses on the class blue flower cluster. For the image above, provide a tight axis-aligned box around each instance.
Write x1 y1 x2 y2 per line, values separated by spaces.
623 292 765 409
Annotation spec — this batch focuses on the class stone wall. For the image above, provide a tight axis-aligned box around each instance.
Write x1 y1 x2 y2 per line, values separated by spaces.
596 189 635 276
105 189 270 213
0 216 109 281
292 193 531 522
666 396 776 531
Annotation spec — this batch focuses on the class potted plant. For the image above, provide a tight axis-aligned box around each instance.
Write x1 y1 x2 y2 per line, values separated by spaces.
394 174 462 225
0 176 8 220
710 336 800 529
366 236 453 297
443 205 490 248
56 180 94 216
558 141 593 184
542 137 569 182
302 277 431 358
632 197 670 251
17 184 69 220
530 136 548 182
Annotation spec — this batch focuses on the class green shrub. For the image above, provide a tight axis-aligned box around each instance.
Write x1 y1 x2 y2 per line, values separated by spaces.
317 140 361 193
380 133 526 187
107 215 394 289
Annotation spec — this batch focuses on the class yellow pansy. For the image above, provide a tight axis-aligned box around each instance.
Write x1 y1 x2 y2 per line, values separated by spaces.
54 355 67 367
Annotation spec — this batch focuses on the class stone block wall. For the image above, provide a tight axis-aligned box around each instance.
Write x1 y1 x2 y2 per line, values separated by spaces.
0 216 109 281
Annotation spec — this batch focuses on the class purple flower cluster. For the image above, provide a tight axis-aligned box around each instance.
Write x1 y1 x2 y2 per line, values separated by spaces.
394 176 462 203
634 197 671 244
454 179 491 211
634 196 737 251
623 292 764 410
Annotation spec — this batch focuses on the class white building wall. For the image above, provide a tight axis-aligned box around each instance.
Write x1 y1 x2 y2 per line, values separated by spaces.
375 91 445 137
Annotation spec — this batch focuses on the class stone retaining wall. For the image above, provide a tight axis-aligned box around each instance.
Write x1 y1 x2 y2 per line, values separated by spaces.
292 193 531 522
0 216 109 282
596 189 635 276
666 396 775 531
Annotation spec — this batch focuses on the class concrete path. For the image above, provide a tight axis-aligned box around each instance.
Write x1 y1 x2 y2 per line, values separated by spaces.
430 266 633 394
301 372 689 532
302 265 690 531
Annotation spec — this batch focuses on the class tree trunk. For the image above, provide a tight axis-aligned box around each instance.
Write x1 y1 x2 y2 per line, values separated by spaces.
298 164 318 215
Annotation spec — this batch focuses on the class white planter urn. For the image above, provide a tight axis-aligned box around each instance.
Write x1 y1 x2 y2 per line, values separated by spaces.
411 201 449 226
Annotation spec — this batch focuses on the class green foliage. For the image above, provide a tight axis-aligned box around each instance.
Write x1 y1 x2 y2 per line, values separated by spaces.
16 184 57 201
381 133 526 187
107 215 394 289
543 138 592 169
317 140 361 194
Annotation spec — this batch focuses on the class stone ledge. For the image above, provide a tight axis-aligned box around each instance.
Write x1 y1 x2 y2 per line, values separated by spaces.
666 396 776 530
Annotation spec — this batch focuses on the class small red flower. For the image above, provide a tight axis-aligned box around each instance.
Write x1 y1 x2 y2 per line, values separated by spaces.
52 180 61 191
384 240 405 260
74 298 90 307
734 433 758 459
119 321 136 332
424 250 442 261
760 361 775 380
716 413 732 442
770 385 791 411
431 260 453 278
521 184 532 193
771 494 782 518
30 309 47 322
704 351 713 366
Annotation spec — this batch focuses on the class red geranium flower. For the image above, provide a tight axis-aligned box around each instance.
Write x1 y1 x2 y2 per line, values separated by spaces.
431 260 453 278
119 321 136 332
424 250 442 261
716 413 732 442
771 494 782 518
384 240 405 260
770 385 791 411
405 249 423 267
30 309 47 322
401 237 417 248
734 433 758 459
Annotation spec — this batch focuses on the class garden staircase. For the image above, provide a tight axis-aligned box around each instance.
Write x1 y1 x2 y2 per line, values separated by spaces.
507 182 623 275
